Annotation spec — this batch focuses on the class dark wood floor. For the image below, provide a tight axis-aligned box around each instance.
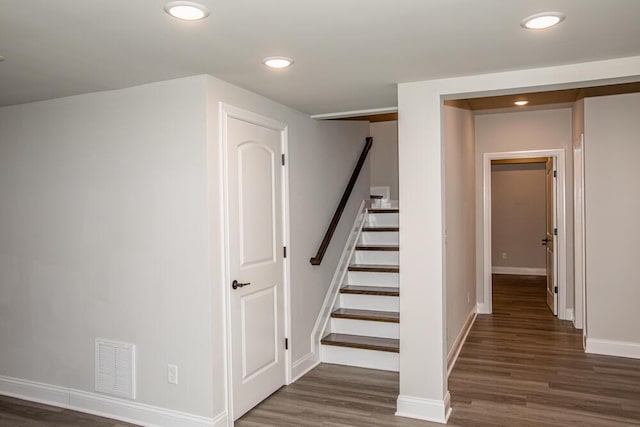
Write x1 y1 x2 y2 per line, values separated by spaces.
448 274 640 426
2 274 640 425
0 394 135 426
238 274 640 426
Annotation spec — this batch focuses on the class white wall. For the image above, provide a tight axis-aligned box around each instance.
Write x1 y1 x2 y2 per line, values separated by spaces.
205 76 370 390
396 56 640 423
0 76 215 417
443 106 475 355
369 121 399 200
584 92 640 356
0 74 370 423
475 109 573 307
491 163 546 271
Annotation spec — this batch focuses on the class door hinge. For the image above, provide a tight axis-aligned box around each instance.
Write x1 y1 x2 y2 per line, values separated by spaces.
554 286 558 294
554 228 558 236
553 170 557 178
283 246 287 258
285 338 289 350
281 154 285 166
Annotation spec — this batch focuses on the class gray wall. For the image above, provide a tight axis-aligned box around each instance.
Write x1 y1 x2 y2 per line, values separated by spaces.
0 74 370 420
491 163 546 271
444 105 476 354
475 108 573 309
0 76 214 416
584 92 640 347
369 121 399 200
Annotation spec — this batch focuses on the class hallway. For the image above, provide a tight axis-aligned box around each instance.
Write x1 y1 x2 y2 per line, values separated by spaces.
448 274 640 426
238 274 640 426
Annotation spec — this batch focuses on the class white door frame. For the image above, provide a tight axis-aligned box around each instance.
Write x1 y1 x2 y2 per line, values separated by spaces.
573 134 587 339
480 149 568 320
219 103 292 423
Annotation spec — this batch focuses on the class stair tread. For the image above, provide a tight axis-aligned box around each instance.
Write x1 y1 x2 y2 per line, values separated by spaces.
340 285 399 296
348 264 399 273
321 333 399 353
355 245 399 251
362 226 399 232
368 208 399 213
331 308 399 323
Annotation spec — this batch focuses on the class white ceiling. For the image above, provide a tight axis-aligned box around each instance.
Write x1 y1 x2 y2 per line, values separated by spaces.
1 0 639 115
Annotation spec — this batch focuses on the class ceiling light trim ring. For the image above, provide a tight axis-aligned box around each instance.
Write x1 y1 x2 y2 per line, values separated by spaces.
521 12 565 30
164 1 210 21
263 57 294 69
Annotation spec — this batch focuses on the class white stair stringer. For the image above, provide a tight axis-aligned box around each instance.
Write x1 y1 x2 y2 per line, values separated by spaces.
320 203 401 372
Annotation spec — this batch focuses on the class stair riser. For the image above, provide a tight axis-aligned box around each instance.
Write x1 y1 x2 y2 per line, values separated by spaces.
354 250 399 265
330 318 399 339
366 213 399 227
358 231 399 246
340 294 399 311
348 271 399 286
320 345 399 372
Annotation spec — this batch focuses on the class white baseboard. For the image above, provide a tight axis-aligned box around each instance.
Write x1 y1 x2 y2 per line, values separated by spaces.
396 392 451 424
0 375 225 427
476 302 491 314
291 351 320 383
447 308 476 376
492 266 546 276
565 308 574 322
586 338 640 360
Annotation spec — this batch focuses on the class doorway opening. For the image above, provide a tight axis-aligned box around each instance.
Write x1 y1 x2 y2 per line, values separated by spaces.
490 156 558 315
481 149 568 319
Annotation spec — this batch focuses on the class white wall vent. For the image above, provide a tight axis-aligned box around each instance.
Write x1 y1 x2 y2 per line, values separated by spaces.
95 339 136 399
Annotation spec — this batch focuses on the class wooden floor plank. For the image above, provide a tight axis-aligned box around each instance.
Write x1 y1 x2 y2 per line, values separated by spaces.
2 274 640 426
238 274 640 426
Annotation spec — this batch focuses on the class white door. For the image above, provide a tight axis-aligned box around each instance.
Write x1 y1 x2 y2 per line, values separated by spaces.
545 158 557 315
226 115 285 420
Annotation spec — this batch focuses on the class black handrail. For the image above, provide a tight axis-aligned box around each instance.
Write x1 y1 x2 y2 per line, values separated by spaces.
310 137 373 265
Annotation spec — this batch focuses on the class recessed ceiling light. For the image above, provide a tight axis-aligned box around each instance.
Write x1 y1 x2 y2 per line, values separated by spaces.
263 57 294 69
514 100 529 106
521 12 565 30
164 1 209 21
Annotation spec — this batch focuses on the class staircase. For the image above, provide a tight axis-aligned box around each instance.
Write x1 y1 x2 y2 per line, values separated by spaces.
320 205 400 371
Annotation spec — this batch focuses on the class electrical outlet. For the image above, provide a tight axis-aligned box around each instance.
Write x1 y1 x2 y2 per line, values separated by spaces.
502 252 507 259
168 364 178 385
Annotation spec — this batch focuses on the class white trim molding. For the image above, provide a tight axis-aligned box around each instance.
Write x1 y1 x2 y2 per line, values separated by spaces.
0 375 225 427
492 266 546 276
310 106 397 120
586 338 640 360
447 308 477 376
482 149 569 320
291 352 320 383
566 308 574 323
313 200 368 365
396 393 451 424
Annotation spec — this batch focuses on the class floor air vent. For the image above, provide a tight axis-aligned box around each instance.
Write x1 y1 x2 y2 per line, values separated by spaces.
95 339 136 399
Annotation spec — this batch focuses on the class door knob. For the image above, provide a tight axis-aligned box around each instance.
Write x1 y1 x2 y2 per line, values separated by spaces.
541 238 550 246
232 280 251 290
